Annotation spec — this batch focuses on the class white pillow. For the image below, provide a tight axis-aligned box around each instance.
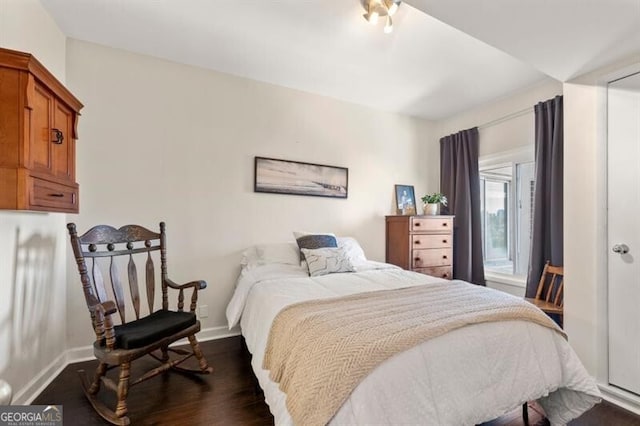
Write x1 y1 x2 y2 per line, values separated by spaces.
301 247 356 277
240 246 259 266
257 243 300 265
337 237 367 263
241 243 300 268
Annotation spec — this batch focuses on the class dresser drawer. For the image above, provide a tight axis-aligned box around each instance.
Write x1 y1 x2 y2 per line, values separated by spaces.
29 177 78 212
411 234 452 249
414 266 452 280
412 248 452 268
411 217 453 232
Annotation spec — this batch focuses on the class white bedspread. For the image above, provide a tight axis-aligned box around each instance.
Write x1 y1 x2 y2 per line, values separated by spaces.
226 262 601 426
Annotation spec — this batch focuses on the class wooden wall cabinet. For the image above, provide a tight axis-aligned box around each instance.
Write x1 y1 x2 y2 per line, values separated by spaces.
0 47 83 213
385 215 454 279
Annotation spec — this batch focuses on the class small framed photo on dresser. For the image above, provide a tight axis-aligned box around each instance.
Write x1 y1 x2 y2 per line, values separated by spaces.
395 184 416 215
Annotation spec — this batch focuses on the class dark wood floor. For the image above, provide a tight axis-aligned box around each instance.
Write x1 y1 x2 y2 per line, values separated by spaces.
34 336 640 425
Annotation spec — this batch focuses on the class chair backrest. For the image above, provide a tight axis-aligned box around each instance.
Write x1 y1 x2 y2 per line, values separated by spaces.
67 222 169 329
534 261 564 307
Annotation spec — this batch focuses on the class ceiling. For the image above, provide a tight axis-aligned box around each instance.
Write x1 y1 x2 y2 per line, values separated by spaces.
40 0 640 120
409 0 640 82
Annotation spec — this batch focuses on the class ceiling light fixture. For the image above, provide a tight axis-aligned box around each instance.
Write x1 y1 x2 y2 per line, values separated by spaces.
363 0 401 34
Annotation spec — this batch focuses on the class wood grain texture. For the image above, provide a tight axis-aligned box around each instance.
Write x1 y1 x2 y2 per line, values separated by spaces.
385 216 411 269
525 261 564 321
127 255 141 320
0 47 82 212
386 215 454 279
32 336 640 426
110 257 126 324
30 82 52 173
52 98 74 180
33 337 273 426
146 253 155 314
67 222 212 425
0 67 22 167
0 47 83 111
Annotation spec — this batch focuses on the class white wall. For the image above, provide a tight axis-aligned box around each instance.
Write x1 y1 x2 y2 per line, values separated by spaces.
564 54 640 393
0 0 68 403
436 78 562 157
64 39 434 348
0 0 66 80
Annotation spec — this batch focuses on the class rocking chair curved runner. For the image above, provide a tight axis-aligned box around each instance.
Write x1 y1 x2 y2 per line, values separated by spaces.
67 222 213 425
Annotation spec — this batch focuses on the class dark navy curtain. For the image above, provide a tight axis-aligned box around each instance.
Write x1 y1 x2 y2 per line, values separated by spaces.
526 96 564 297
440 127 485 286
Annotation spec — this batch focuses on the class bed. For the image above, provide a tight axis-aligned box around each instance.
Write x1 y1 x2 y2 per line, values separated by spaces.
226 239 601 425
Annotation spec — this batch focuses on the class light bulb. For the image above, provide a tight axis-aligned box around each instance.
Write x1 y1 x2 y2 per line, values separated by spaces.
384 16 393 33
369 11 379 25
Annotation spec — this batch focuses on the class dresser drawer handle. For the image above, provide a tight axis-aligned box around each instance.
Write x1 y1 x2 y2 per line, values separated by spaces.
415 240 421 245
48 193 64 197
442 273 448 278
442 222 448 227
51 128 64 145
414 222 421 227
442 239 448 243
414 257 420 262
442 255 447 259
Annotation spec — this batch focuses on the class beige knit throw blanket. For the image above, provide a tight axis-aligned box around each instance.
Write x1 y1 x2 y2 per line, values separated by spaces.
262 280 565 426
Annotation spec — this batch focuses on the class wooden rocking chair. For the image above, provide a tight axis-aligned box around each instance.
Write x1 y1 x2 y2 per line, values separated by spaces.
67 222 213 425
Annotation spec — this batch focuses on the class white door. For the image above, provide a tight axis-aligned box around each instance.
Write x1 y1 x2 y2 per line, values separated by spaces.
608 71 640 395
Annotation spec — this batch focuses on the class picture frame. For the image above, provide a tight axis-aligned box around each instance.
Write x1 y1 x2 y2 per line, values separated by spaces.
254 156 348 199
395 184 416 215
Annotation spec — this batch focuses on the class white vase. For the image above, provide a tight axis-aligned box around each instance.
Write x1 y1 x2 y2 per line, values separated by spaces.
423 203 438 215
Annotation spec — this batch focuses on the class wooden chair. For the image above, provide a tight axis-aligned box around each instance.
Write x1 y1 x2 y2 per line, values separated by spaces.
525 260 564 321
67 222 213 425
522 260 564 425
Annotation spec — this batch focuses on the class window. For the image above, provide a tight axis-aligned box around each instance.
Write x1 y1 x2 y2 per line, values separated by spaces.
479 159 535 278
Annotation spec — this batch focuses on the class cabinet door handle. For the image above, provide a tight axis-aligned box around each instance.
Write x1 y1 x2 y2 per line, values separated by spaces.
51 128 64 144
48 193 64 197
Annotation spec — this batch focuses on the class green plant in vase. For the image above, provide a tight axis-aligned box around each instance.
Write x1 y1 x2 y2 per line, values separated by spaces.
420 193 447 215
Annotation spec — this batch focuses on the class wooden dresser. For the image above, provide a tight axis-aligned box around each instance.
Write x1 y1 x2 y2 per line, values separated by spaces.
0 47 83 213
385 215 454 279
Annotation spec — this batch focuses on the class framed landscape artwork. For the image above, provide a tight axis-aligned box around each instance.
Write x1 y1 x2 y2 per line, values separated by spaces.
395 184 416 215
254 157 348 199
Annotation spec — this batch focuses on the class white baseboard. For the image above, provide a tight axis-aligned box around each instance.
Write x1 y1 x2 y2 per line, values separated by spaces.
13 325 240 405
599 383 640 416
12 351 69 405
172 324 240 346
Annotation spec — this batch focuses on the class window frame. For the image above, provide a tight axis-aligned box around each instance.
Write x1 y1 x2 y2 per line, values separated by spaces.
478 146 534 286
480 172 512 267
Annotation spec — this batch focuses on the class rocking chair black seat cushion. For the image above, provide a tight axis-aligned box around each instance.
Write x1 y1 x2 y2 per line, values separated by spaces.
112 310 197 349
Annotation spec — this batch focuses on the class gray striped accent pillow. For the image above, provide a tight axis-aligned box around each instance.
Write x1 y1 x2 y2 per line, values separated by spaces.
296 234 337 261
